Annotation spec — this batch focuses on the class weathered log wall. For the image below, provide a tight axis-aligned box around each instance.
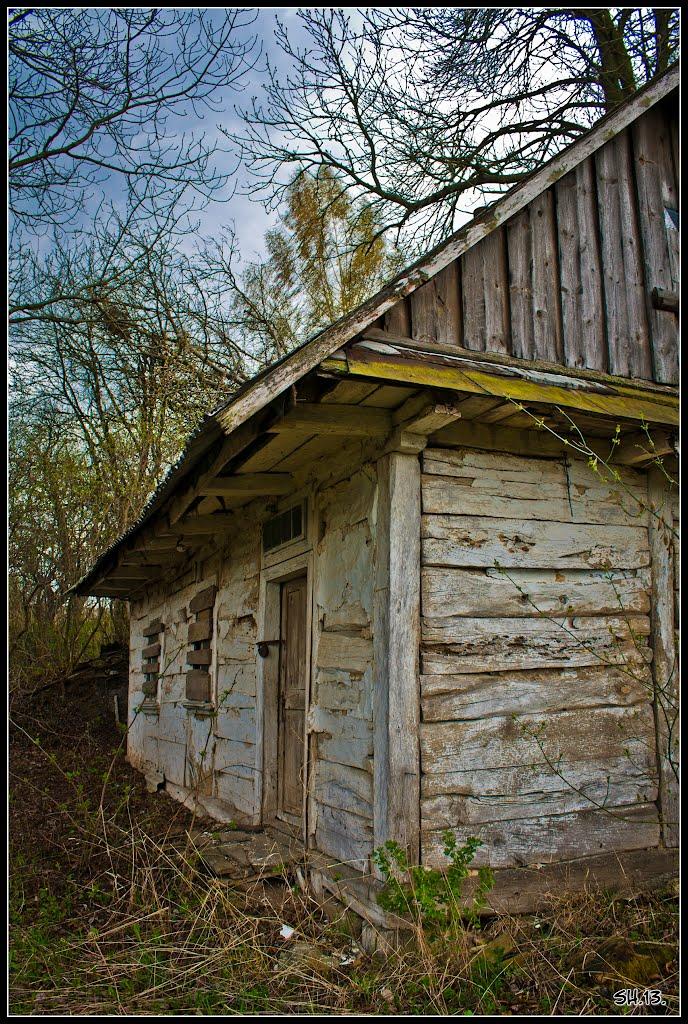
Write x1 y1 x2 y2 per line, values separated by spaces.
383 98 679 385
128 452 379 869
128 517 262 821
309 464 377 871
127 432 676 875
419 445 663 869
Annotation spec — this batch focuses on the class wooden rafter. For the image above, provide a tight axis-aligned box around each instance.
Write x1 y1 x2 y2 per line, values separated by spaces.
197 473 294 497
273 403 393 436
168 418 265 525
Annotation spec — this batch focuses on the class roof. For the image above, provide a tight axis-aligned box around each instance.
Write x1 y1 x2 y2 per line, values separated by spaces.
73 64 679 596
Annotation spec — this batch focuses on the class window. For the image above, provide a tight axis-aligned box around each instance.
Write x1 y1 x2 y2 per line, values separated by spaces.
141 619 164 703
185 585 216 703
262 502 305 554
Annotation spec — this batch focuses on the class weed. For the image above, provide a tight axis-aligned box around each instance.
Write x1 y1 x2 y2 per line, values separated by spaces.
373 831 494 929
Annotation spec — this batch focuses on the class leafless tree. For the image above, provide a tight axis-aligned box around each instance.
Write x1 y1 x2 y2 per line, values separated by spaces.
8 7 258 322
231 8 679 253
8 226 255 690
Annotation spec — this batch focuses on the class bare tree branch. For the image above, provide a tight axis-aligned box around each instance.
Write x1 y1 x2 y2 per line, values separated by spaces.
229 8 679 253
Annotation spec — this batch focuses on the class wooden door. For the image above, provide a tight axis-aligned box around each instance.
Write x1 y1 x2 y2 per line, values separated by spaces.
277 576 308 823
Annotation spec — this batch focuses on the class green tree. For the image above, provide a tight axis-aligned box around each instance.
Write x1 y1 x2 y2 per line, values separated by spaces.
225 169 404 359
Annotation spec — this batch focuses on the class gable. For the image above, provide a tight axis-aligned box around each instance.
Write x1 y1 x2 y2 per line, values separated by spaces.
218 63 678 441
375 90 678 385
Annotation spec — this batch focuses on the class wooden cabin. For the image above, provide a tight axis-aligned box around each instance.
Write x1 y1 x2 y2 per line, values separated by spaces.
75 68 679 917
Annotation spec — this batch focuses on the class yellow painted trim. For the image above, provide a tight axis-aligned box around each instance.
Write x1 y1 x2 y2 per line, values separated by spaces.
344 356 679 427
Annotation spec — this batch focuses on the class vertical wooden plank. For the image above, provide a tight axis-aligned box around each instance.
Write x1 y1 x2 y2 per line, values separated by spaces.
433 262 461 347
460 243 486 350
373 446 421 866
410 282 434 344
530 189 563 363
278 577 308 821
648 469 678 847
481 227 510 354
576 159 607 373
256 576 281 823
556 160 607 371
507 209 535 360
596 130 652 380
384 297 411 337
596 137 630 373
555 170 582 366
631 106 679 385
411 262 461 346
373 458 391 871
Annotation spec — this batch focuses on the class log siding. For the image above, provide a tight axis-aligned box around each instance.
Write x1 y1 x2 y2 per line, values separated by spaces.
419 445 663 869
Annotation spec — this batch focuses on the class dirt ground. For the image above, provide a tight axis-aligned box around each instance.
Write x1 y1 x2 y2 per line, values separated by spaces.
9 652 680 1016
9 651 193 921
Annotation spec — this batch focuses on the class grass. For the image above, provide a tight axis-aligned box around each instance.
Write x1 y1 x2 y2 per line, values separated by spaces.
9 677 679 1015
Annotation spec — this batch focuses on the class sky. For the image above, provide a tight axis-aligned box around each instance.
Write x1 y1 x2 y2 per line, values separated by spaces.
9 7 506 276
184 8 310 265
169 8 369 266
9 8 317 268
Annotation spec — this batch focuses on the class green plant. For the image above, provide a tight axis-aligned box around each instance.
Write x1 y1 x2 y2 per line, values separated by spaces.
373 831 494 930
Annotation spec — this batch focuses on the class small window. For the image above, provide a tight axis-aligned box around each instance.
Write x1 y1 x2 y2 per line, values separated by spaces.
185 585 216 703
262 502 305 553
141 619 164 703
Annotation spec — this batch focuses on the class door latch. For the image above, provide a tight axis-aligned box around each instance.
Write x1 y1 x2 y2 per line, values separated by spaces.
256 639 281 658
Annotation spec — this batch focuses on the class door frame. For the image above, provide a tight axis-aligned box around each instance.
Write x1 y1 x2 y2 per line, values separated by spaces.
255 549 314 843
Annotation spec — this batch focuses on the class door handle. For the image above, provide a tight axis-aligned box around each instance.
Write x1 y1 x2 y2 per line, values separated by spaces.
256 639 281 658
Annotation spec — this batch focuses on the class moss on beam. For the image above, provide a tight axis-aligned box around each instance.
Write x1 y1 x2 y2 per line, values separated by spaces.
333 354 678 427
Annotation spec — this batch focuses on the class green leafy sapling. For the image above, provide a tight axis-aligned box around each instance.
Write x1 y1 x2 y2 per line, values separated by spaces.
373 831 494 930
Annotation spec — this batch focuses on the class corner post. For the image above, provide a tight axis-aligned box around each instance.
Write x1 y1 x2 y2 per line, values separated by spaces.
648 468 679 847
373 430 424 868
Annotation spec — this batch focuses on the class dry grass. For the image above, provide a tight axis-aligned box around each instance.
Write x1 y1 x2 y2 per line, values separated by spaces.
9 681 679 1016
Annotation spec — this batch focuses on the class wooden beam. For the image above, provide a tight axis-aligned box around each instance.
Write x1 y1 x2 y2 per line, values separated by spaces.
652 287 679 314
160 513 236 537
393 393 463 435
168 418 263 525
117 540 180 566
197 473 294 497
273 403 393 437
360 327 678 397
106 565 162 580
119 553 178 568
373 441 422 869
472 401 519 425
343 351 679 427
613 430 676 466
431 419 572 457
91 586 136 598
